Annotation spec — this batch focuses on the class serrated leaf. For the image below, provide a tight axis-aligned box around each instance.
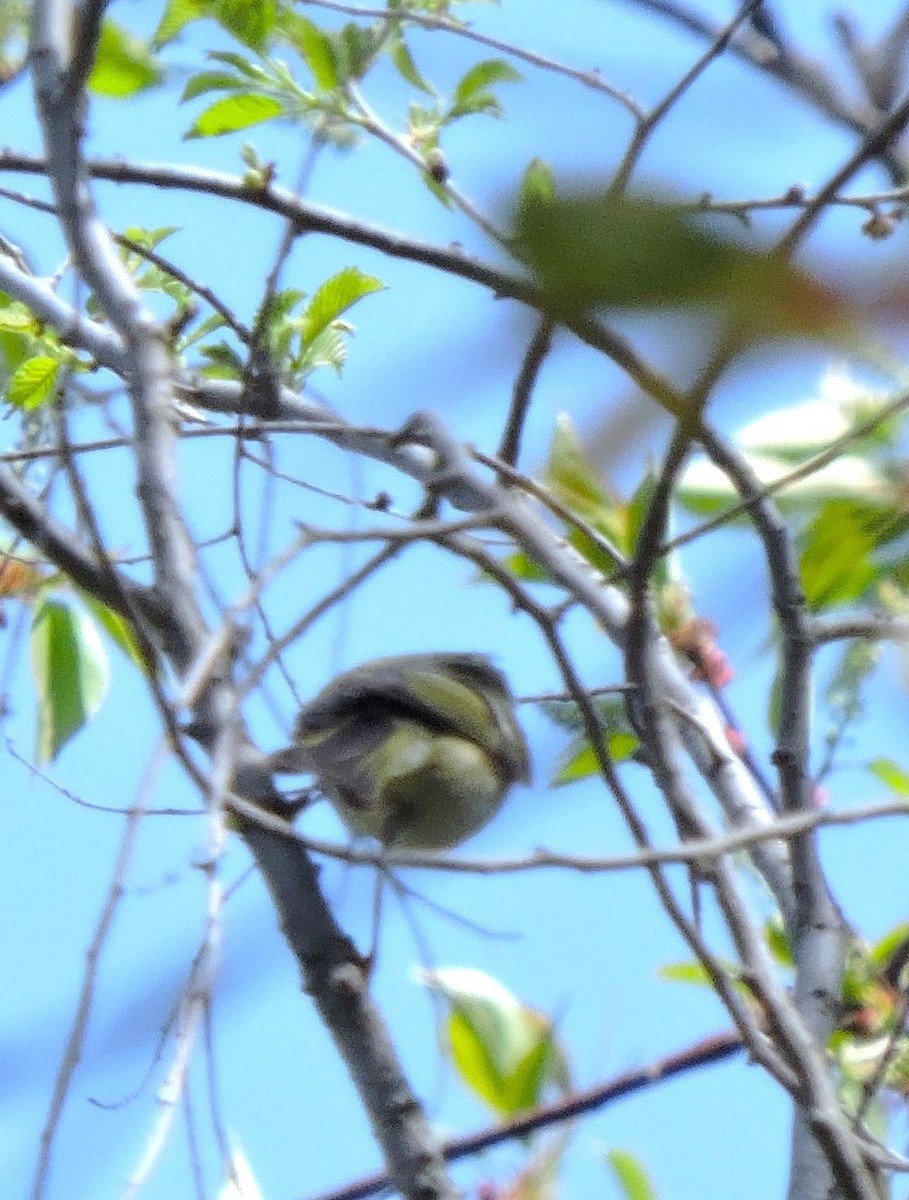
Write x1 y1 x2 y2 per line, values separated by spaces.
89 19 162 97
607 1150 658 1200
185 93 283 138
295 325 347 377
299 267 383 346
7 356 58 409
31 598 110 763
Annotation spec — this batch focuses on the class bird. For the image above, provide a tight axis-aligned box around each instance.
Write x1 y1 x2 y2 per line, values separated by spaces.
271 652 530 849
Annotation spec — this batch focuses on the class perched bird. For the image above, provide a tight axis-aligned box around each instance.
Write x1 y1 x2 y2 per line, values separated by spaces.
271 653 530 849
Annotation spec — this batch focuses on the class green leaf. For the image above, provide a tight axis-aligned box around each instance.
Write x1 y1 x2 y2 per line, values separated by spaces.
215 0 277 50
799 501 882 609
765 914 794 968
185 92 283 138
545 413 624 544
181 70 247 101
658 961 714 985
607 1150 658 1200
449 58 521 119
390 33 435 95
824 640 878 725
551 731 638 785
7 356 58 409
869 923 909 970
153 0 208 47
417 967 569 1116
31 598 110 763
291 15 340 91
299 267 384 346
79 593 149 673
0 303 36 332
520 156 556 206
89 20 162 97
868 758 909 796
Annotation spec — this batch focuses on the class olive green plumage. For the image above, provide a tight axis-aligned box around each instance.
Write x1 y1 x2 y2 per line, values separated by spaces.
276 653 530 848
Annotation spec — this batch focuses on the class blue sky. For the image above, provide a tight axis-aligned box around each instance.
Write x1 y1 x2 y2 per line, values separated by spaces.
3 3 909 1200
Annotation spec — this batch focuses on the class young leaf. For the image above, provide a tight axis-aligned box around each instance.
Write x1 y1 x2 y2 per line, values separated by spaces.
185 93 283 138
79 593 149 673
215 0 277 51
89 20 162 97
7 356 59 410
520 156 556 206
449 58 522 119
153 0 208 48
31 598 111 763
299 268 384 347
416 967 569 1116
607 1149 658 1200
868 758 909 796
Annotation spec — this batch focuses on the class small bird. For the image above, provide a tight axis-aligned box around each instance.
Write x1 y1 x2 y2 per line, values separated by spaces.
271 653 530 849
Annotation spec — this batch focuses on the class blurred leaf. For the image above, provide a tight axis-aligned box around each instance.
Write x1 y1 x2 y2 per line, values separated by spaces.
765 914 794 968
185 92 283 138
390 32 435 95
545 413 626 550
215 0 276 50
545 695 639 783
824 640 879 726
799 501 886 609
659 961 714 985
502 550 551 582
79 593 149 673
607 1149 658 1200
153 0 208 47
869 923 909 971
678 452 890 517
286 14 339 91
181 69 247 101
551 731 638 785
417 967 569 1116
514 190 845 341
89 20 162 97
7 355 58 409
520 156 556 206
31 598 110 763
868 757 909 796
